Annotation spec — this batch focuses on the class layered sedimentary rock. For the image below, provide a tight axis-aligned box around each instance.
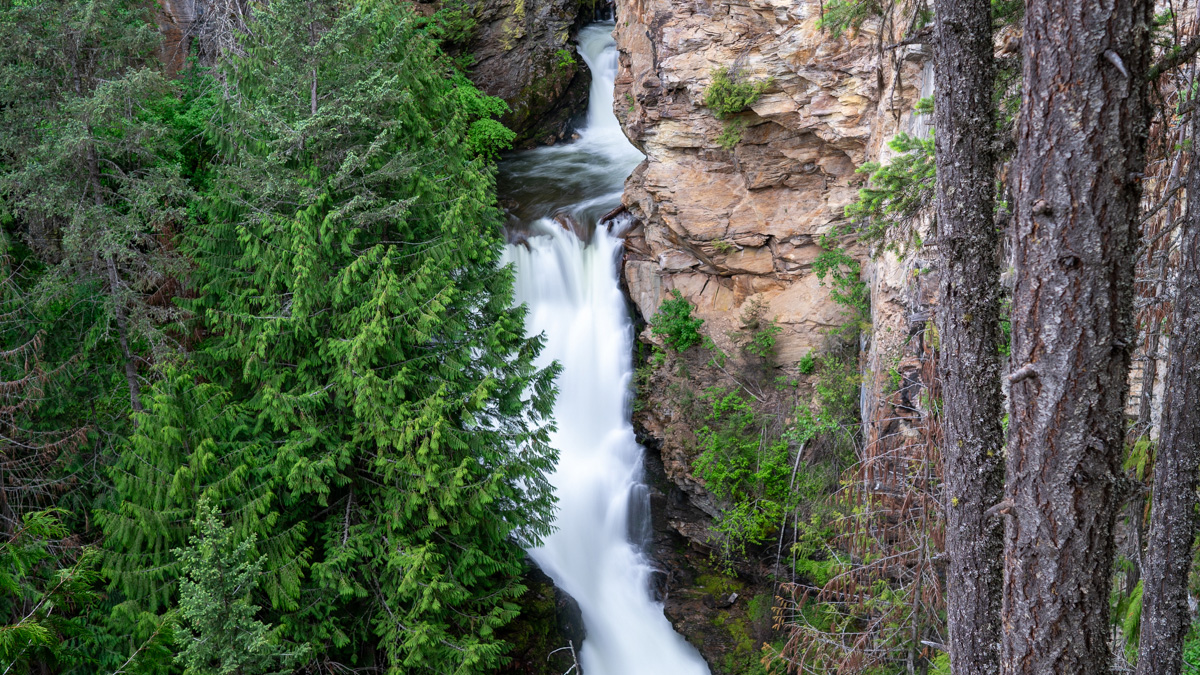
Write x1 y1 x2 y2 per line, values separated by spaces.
613 0 927 510
612 0 926 363
611 3 930 668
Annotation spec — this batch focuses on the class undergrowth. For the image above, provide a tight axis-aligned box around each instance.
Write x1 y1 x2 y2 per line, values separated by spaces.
651 289 705 351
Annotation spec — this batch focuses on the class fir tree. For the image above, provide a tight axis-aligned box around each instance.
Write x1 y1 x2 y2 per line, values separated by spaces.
102 0 559 671
174 498 303 675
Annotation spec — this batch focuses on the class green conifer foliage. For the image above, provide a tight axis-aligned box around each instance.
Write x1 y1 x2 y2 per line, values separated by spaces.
0 0 194 415
0 510 100 673
174 498 304 675
99 369 299 613
173 1 559 670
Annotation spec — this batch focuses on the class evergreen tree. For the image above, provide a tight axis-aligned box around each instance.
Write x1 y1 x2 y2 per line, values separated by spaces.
174 498 303 675
0 243 89 537
99 368 298 613
1001 0 1152 671
0 510 100 673
0 0 194 416
930 0 1003 672
102 1 558 671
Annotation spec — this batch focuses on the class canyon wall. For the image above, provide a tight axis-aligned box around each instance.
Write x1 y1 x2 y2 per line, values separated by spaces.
610 1 932 669
461 0 594 145
612 0 927 362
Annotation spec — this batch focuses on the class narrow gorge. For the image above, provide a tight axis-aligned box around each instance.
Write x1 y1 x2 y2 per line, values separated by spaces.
482 1 939 672
8 0 1193 671
500 24 709 674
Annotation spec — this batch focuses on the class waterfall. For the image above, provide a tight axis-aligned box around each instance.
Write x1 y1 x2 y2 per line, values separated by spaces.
500 23 712 675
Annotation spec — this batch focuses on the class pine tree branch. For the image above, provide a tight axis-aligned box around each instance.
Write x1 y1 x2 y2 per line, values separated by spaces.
1149 35 1200 81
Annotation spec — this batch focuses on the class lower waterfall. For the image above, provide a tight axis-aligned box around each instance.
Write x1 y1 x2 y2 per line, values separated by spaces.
500 22 712 675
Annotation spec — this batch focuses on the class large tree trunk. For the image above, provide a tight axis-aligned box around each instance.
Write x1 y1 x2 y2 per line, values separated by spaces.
1134 110 1200 675
1001 0 1152 672
931 1 1002 673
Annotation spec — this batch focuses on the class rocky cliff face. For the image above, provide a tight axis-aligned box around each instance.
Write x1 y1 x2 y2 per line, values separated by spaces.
612 0 926 363
459 0 595 145
610 1 930 669
612 0 928 512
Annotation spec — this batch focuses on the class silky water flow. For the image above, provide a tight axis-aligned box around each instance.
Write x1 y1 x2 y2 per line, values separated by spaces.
500 22 712 675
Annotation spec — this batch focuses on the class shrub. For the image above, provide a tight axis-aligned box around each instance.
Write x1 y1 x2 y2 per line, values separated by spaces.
651 289 705 351
693 388 794 558
798 351 816 375
744 320 781 359
554 48 576 70
716 118 747 151
703 67 772 119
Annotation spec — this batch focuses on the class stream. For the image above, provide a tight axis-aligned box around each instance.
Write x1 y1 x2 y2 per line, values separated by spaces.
500 22 713 675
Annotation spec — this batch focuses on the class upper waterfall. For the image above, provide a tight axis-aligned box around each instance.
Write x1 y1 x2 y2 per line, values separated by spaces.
500 22 712 675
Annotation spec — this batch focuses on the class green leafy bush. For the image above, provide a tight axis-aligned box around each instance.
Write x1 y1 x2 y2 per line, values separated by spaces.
717 118 747 151
704 67 772 150
745 319 782 359
554 48 576 70
651 289 705 351
798 350 816 375
468 118 518 158
694 389 843 565
1182 623 1200 673
453 73 518 158
693 388 794 558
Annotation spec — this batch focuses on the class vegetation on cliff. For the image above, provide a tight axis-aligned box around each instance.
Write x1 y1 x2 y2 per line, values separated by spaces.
635 1 1200 674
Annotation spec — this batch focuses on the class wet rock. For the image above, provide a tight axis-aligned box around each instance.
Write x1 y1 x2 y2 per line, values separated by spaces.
499 566 586 674
553 211 588 240
463 0 593 147
508 230 533 250
637 429 779 674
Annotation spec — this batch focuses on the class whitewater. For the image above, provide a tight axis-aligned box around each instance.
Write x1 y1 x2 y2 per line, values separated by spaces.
500 22 712 675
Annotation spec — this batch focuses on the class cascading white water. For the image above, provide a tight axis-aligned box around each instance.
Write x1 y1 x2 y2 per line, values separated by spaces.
500 23 712 675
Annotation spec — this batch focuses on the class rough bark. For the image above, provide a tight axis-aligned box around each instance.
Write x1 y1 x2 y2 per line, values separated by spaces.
931 1 1002 674
1134 111 1200 675
1001 0 1152 672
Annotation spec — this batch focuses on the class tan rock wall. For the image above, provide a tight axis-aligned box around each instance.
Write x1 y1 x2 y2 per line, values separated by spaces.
611 0 927 366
